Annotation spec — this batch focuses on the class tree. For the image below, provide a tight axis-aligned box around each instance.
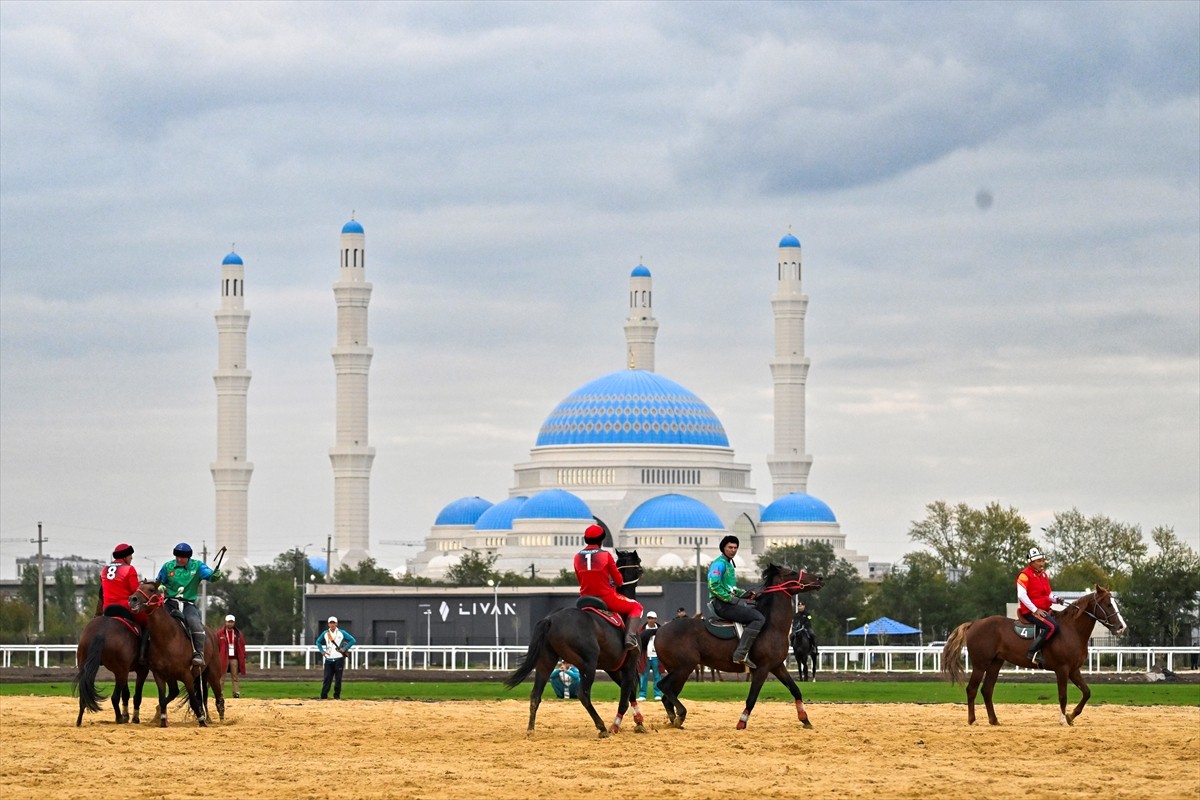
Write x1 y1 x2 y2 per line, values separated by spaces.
755 541 864 645
1119 527 1200 646
1042 508 1146 584
443 550 500 587
210 550 312 645
908 501 1037 576
331 557 398 585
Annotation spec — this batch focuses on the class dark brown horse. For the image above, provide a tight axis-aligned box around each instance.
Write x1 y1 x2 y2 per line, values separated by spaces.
72 613 150 726
942 585 1127 726
791 627 819 683
654 564 824 730
503 550 644 737
130 583 226 727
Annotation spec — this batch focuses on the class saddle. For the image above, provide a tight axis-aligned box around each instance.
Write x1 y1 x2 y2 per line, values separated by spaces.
102 605 142 637
703 601 742 640
578 597 624 629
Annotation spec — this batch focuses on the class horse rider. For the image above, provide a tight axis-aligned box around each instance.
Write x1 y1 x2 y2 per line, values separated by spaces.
791 600 814 647
98 542 152 661
1016 546 1062 667
708 535 765 668
156 542 223 667
573 524 643 650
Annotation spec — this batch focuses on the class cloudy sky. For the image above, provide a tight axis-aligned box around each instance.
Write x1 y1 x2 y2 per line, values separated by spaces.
1 1 1197 580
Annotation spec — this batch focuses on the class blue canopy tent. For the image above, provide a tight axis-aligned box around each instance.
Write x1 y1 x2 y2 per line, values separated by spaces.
848 616 922 644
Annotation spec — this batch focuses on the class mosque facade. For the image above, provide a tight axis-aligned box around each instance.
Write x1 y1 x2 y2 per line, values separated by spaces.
408 233 868 579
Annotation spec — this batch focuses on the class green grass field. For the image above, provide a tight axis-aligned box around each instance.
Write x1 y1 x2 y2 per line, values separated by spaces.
3 679 1196 706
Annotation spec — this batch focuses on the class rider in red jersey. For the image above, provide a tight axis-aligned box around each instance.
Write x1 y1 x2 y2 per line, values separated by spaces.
1016 547 1062 667
99 543 142 620
573 524 643 650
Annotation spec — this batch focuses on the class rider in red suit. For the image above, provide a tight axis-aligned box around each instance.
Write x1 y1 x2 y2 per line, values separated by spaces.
1016 547 1062 667
573 524 643 650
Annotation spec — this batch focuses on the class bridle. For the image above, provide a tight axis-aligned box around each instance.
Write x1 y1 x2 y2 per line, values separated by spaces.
1074 589 1125 633
131 585 165 613
759 570 823 596
617 560 643 587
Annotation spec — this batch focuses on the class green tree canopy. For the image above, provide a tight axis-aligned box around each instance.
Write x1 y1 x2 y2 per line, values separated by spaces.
1041 508 1146 585
331 556 398 585
871 551 958 641
1119 527 1200 646
443 550 500 587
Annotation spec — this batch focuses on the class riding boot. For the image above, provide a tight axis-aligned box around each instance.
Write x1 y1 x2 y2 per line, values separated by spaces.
732 626 761 669
190 631 206 667
1025 630 1047 667
138 629 150 665
624 615 643 650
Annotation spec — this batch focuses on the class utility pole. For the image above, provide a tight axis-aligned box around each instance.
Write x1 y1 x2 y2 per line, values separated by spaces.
325 534 332 579
694 541 702 615
200 542 208 625
36 521 47 634
528 563 537 580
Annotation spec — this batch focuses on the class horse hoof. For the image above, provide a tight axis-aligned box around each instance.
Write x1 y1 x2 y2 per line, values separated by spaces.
634 724 647 734
801 720 813 730
598 729 611 739
736 720 747 730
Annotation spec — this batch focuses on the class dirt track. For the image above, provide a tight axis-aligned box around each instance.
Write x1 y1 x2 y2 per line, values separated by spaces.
1 696 1196 799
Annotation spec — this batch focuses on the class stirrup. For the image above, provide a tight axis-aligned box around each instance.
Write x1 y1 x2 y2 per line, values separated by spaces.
624 635 639 651
191 653 206 666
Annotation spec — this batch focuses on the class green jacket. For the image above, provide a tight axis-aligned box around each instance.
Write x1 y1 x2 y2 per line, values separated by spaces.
156 559 216 603
707 555 748 603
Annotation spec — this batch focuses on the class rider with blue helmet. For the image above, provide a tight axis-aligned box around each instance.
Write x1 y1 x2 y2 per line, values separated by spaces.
156 542 223 666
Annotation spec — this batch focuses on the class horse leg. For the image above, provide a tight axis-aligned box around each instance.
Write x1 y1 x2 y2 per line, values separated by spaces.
132 666 147 724
112 675 128 724
980 659 1004 726
736 671 769 731
658 666 691 728
155 676 170 728
1065 666 1090 725
810 651 818 682
771 662 813 729
575 663 610 738
965 666 984 725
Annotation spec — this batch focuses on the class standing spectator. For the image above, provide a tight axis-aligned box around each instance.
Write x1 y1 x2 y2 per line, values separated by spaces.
315 616 356 700
217 614 247 698
674 607 688 620
550 660 580 699
638 611 661 701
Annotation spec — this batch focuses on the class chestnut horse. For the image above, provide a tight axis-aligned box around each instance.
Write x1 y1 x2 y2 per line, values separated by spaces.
72 614 150 726
130 583 226 727
942 585 1126 726
503 550 644 738
654 564 824 730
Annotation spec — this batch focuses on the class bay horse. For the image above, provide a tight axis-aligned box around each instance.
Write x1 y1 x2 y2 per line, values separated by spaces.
503 549 645 737
791 627 819 682
129 583 226 727
942 585 1126 726
655 564 824 730
72 613 151 726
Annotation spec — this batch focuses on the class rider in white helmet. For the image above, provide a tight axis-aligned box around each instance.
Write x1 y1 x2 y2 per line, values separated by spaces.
1015 547 1062 667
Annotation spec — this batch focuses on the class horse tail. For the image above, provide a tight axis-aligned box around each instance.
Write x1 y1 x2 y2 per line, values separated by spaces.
941 622 972 684
73 628 107 713
503 615 553 690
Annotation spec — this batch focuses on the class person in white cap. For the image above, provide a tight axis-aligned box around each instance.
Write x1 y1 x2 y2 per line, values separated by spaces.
216 613 247 697
315 616 356 699
1015 547 1063 667
637 611 661 701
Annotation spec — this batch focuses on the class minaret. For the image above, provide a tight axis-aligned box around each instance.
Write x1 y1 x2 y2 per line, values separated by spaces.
329 217 375 569
623 261 658 371
211 249 253 576
767 231 813 496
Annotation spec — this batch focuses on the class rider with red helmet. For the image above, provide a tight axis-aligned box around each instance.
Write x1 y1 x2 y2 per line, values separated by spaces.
99 543 142 621
573 524 643 650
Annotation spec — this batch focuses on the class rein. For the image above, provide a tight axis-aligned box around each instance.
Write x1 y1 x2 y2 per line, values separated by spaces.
1070 592 1121 632
759 577 821 596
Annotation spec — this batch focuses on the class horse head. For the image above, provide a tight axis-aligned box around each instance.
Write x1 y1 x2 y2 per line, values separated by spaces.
615 549 643 585
129 582 165 615
1088 585 1127 636
761 565 824 595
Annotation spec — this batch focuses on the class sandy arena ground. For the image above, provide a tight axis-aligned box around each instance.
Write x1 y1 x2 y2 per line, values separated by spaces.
1 696 1196 800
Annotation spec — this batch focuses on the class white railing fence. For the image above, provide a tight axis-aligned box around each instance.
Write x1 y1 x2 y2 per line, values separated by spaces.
2 644 1196 674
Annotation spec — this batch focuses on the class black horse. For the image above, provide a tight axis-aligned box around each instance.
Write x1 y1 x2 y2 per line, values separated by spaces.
655 564 823 730
504 550 645 737
791 627 819 682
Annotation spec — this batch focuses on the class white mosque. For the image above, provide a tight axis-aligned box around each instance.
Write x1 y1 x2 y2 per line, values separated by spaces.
210 222 870 578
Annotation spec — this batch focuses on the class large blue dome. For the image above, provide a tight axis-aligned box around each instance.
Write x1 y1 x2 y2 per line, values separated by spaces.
625 494 725 530
760 492 837 523
536 370 729 447
474 496 529 530
434 496 493 526
515 489 592 520
342 219 364 234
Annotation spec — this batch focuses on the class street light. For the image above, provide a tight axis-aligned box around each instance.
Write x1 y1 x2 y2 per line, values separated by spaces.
487 579 501 649
845 616 857 645
298 543 313 644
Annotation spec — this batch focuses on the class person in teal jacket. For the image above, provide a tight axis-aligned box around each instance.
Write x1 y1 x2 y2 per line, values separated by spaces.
156 542 222 666
315 616 357 700
708 535 764 668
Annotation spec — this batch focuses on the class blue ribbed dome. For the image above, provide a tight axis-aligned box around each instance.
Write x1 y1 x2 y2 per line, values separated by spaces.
222 252 243 266
434 496 493 526
514 489 592 520
626 494 725 530
631 263 651 278
342 219 364 234
779 233 800 248
536 370 729 447
760 492 837 523
474 496 529 531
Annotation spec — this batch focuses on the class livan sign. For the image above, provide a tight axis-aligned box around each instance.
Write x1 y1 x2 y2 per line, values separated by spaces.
438 599 517 622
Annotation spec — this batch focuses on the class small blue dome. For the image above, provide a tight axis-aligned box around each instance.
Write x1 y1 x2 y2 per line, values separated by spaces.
779 233 801 248
631 264 651 278
342 219 364 235
474 496 529 531
625 494 725 530
514 489 592 521
760 492 837 523
536 370 729 447
222 252 243 266
434 496 493 526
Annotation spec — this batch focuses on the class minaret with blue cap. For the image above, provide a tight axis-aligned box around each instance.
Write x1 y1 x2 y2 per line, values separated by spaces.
623 261 658 371
329 216 375 570
211 248 254 576
767 229 813 496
